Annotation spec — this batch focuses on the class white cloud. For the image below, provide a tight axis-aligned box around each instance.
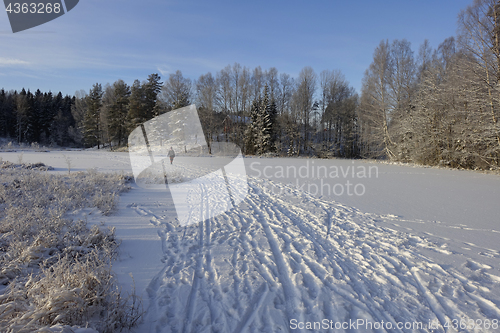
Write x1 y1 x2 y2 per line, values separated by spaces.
0 57 30 67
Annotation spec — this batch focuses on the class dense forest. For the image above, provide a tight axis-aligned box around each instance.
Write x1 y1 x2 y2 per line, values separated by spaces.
1 0 500 170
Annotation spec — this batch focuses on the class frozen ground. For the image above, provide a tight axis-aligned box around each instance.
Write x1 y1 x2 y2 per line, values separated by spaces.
1 149 500 332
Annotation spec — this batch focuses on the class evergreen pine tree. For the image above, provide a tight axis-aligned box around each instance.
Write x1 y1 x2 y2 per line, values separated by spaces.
5 92 16 138
244 99 260 155
25 90 36 143
15 89 33 144
40 92 54 142
126 79 144 133
126 74 163 133
0 89 16 139
49 92 64 145
50 94 75 146
107 80 131 146
0 89 7 138
256 85 272 154
143 73 163 118
245 85 277 155
31 89 43 143
244 85 279 155
83 83 103 148
267 98 278 152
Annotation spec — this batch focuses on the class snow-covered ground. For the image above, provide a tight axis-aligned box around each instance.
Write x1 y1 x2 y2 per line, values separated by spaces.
1 149 500 332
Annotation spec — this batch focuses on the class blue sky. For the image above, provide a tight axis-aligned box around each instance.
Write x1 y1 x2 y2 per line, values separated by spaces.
1 0 473 97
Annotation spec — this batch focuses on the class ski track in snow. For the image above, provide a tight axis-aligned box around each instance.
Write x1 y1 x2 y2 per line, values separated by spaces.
124 164 500 333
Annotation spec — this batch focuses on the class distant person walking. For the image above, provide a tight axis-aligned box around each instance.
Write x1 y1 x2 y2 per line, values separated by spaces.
168 147 175 164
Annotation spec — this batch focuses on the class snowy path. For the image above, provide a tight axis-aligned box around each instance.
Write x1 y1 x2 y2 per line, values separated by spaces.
127 173 500 333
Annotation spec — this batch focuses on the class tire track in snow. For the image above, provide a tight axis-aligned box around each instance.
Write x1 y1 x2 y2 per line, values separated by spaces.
250 181 495 331
245 195 304 332
232 282 269 333
251 184 398 327
411 267 449 329
232 211 300 331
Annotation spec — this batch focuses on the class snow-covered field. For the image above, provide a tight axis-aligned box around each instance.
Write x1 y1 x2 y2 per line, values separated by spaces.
1 149 500 332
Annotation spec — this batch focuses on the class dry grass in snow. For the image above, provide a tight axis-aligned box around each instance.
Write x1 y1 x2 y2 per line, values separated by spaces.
0 162 141 332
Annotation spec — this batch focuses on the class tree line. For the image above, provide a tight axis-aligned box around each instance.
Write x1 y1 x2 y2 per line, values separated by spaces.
1 0 498 171
0 65 360 159
0 89 75 146
360 0 500 170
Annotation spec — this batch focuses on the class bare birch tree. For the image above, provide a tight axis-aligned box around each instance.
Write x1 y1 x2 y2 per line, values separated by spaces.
458 0 500 163
294 66 316 153
359 40 395 159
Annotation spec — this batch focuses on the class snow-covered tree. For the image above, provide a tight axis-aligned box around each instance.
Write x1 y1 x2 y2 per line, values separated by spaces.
244 99 259 155
244 85 276 155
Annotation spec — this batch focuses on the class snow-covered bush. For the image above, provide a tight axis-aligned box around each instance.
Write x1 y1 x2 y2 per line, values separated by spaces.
0 165 141 332
0 161 53 171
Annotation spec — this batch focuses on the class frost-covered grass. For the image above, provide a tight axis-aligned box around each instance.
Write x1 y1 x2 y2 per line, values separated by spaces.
0 140 52 153
0 160 54 171
0 163 141 332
